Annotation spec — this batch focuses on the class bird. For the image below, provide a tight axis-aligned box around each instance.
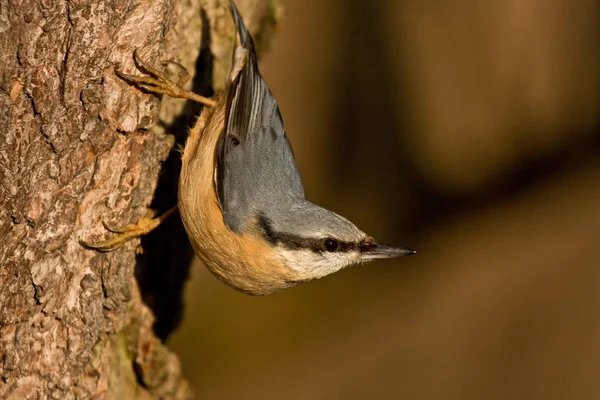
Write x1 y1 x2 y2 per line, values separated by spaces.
82 1 415 295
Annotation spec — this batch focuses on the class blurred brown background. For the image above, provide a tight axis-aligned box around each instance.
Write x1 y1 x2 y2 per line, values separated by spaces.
169 0 600 398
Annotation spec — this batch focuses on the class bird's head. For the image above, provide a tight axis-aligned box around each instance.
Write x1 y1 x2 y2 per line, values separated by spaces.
255 200 416 282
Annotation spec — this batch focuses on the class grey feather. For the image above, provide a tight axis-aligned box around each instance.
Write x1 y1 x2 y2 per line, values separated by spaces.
260 200 366 244
217 2 305 233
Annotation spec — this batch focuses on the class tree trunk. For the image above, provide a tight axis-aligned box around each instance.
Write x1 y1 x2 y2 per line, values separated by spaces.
0 0 279 398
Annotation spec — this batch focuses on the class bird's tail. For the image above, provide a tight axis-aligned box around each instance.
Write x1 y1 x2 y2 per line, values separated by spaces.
230 1 253 52
225 1 275 142
229 1 256 85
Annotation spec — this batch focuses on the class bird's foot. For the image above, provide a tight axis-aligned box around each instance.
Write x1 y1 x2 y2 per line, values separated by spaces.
115 49 215 107
80 206 178 252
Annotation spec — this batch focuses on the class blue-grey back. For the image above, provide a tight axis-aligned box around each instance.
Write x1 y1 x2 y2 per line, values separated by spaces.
216 2 304 233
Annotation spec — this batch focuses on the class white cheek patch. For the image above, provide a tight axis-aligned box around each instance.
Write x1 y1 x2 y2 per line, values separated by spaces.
278 248 361 279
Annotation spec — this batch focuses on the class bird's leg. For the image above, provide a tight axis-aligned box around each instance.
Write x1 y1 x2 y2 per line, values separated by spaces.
115 49 216 107
81 206 178 252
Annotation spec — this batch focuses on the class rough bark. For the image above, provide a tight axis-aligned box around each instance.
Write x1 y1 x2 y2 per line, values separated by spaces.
0 0 279 398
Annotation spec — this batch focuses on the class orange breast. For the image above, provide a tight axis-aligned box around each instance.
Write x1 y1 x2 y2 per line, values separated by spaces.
178 95 303 295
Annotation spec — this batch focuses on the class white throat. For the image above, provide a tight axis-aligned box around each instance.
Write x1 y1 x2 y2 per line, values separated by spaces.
277 247 364 279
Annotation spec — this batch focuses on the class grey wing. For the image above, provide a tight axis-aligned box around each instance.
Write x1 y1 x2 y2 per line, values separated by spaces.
216 2 305 233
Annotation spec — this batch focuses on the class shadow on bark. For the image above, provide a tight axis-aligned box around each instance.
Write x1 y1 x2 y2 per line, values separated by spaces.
136 10 215 341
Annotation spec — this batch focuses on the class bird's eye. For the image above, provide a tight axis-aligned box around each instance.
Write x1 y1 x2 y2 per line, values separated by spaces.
324 239 340 252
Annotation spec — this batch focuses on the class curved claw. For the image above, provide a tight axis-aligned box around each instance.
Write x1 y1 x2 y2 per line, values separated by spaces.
132 48 167 82
79 238 123 253
113 67 142 83
102 219 126 234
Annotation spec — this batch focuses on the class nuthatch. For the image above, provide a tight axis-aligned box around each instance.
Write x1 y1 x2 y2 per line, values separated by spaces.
83 1 415 295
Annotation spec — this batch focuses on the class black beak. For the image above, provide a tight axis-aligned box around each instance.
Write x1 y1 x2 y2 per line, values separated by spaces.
359 240 416 260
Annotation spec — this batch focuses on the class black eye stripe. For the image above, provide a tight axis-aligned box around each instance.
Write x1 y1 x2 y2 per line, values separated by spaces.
255 214 357 253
